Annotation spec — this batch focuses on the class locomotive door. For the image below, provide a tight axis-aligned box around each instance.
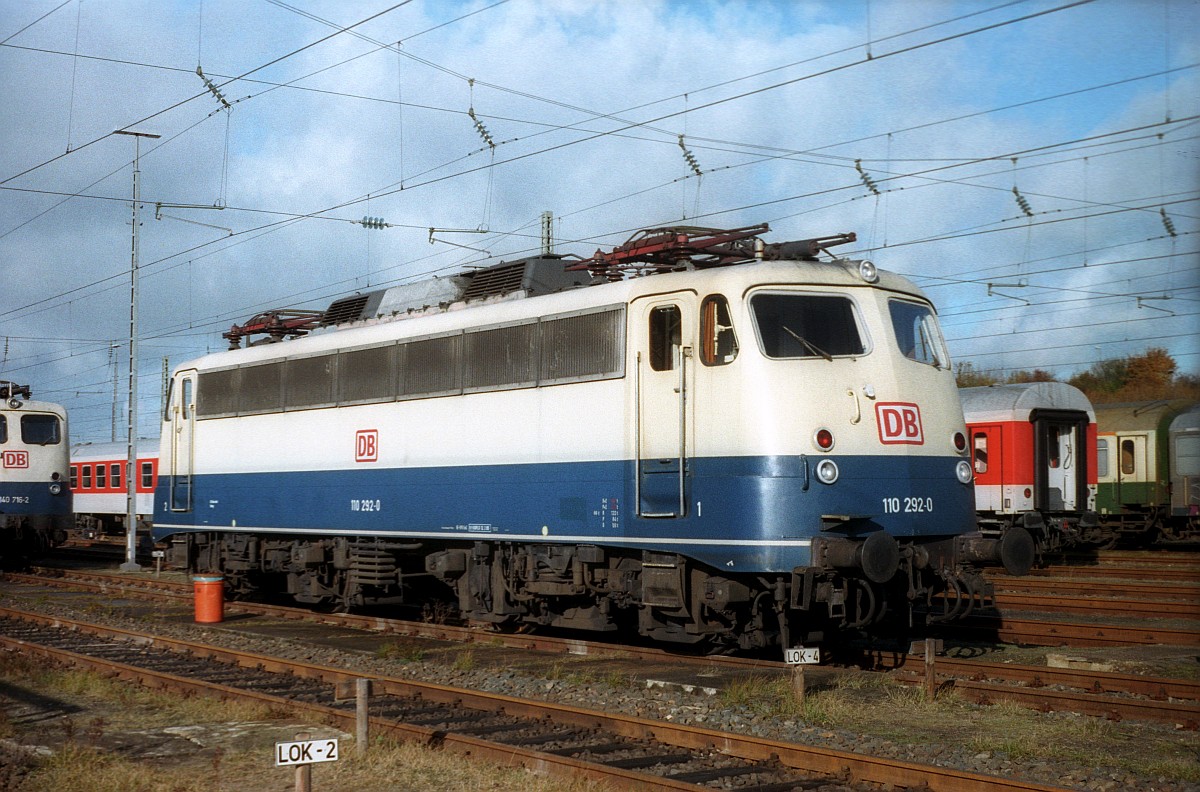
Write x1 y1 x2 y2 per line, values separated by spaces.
168 369 196 512
634 293 695 518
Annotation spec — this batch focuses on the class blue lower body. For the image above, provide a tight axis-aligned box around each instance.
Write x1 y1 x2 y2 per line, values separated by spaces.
0 482 72 516
152 454 974 573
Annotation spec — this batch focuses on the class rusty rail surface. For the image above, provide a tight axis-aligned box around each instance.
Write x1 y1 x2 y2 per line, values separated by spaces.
0 606 1069 792
7 569 1198 727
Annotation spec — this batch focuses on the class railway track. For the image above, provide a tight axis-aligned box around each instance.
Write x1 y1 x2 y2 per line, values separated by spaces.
0 606 1069 792
5 567 1198 729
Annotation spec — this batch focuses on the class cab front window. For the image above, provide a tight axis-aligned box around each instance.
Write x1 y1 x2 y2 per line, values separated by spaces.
750 293 865 359
20 414 61 445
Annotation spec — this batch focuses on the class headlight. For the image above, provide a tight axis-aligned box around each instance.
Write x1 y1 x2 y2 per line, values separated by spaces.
956 460 973 484
858 260 878 283
48 482 63 495
815 459 839 484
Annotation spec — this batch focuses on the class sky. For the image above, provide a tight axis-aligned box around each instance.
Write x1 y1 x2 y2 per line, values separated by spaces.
0 0 1197 444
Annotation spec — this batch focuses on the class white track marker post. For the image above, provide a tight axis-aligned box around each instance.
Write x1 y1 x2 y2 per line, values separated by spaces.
356 678 371 757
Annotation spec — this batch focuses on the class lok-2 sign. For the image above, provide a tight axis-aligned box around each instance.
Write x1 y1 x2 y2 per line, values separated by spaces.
275 738 339 767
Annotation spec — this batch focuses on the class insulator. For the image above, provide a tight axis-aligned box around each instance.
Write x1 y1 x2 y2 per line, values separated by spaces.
196 66 231 110
854 159 880 196
677 135 702 177
1160 207 1177 237
361 216 386 229
467 107 495 150
1012 186 1033 217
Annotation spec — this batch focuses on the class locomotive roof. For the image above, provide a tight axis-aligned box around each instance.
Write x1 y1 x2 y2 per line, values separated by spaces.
0 399 67 417
959 381 1095 422
177 257 930 375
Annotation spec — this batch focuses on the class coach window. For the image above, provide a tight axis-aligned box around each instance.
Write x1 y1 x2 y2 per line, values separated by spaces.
69 465 78 489
111 463 122 490
972 432 988 474
82 465 92 489
141 462 154 490
20 414 61 445
96 463 107 489
1096 438 1109 478
649 305 682 371
1120 439 1136 476
700 295 738 366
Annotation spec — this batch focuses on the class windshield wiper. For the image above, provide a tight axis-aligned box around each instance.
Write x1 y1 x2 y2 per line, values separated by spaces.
781 325 833 361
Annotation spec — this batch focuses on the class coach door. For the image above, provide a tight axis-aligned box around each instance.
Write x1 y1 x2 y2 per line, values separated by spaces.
168 370 196 512
1114 432 1148 505
634 294 695 517
1033 412 1086 512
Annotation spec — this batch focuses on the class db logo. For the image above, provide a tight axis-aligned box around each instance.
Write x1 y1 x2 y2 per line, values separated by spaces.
2 450 29 468
355 430 378 463
875 403 924 445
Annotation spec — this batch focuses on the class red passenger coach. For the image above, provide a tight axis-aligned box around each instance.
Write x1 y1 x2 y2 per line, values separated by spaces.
960 382 1100 555
69 441 159 537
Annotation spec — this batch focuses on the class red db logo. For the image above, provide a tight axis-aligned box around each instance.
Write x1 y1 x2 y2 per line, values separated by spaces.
876 403 924 445
355 430 378 463
2 450 29 468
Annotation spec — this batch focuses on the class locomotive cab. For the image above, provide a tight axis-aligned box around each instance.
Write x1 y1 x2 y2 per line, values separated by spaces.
0 382 71 565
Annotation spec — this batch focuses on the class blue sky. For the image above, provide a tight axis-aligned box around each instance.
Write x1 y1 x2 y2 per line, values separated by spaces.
1 0 1197 443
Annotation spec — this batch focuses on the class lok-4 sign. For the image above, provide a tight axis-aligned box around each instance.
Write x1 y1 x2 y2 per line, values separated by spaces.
275 738 339 767
784 647 820 665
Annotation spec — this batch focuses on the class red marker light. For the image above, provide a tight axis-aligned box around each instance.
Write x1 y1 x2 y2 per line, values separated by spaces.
815 429 834 450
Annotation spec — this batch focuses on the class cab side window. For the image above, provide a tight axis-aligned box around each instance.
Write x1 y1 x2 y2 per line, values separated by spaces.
700 295 738 366
0 415 6 443
649 305 682 371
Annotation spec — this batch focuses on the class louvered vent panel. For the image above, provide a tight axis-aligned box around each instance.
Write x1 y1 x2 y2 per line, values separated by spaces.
462 262 527 301
322 294 370 325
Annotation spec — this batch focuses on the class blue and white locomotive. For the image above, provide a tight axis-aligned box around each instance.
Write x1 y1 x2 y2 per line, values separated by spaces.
153 226 1025 650
1 382 71 566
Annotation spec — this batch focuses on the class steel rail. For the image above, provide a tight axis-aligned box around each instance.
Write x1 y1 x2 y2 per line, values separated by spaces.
0 606 1071 792
10 569 1199 708
993 591 1200 619
991 576 1200 600
947 615 1200 647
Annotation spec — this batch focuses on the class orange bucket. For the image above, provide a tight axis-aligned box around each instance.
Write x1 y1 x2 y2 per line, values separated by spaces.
192 575 225 623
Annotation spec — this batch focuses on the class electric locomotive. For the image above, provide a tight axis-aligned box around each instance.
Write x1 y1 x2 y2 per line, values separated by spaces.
960 381 1101 559
153 225 1026 651
1094 399 1199 545
70 440 159 538
0 382 71 566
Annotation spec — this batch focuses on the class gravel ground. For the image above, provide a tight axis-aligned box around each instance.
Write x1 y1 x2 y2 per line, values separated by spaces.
2 584 1197 792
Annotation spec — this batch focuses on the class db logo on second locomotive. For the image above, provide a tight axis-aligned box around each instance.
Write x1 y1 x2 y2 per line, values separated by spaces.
875 403 924 445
